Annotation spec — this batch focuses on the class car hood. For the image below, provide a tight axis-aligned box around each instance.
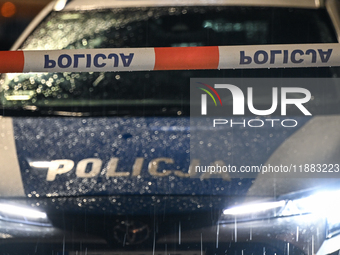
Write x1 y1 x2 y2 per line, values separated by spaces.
0 115 338 199
0 114 340 254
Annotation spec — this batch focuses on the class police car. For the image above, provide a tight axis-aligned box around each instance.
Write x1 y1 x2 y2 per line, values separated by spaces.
1 0 340 254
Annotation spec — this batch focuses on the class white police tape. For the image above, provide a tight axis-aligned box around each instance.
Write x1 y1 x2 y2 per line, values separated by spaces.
1 44 340 73
27 48 155 72
219 44 335 69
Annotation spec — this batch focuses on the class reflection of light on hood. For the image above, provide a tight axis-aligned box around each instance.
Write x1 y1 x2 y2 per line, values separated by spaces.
4 95 32 101
54 0 68 11
0 203 47 220
223 200 286 215
29 161 53 168
0 233 12 239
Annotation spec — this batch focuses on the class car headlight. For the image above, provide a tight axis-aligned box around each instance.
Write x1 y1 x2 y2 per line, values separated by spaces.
222 200 287 222
221 189 340 238
0 202 50 226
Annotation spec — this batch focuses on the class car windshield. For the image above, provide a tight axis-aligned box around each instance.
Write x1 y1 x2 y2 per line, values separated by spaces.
0 6 338 116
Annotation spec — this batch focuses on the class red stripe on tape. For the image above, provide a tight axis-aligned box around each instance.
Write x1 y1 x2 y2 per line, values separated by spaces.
0 51 24 73
154 46 219 70
0 51 25 73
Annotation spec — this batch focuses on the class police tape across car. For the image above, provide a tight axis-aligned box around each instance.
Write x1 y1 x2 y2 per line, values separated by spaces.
0 44 338 73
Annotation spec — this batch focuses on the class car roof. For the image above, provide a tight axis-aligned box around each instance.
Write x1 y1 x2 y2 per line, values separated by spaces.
60 0 324 10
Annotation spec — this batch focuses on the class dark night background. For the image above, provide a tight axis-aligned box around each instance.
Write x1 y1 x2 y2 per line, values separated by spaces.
0 0 51 50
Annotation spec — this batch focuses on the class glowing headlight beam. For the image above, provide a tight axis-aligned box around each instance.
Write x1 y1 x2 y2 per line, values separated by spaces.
0 203 47 219
29 161 54 168
223 200 286 216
